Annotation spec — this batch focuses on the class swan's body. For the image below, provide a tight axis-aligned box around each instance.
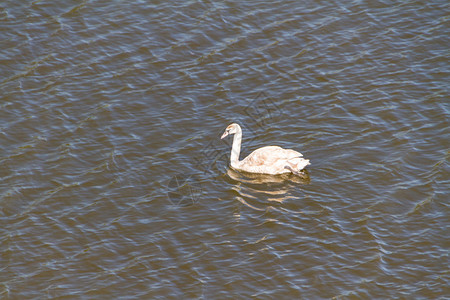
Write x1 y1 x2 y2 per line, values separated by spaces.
221 123 310 175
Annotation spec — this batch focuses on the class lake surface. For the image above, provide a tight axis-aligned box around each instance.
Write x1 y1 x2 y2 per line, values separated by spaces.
1 0 449 298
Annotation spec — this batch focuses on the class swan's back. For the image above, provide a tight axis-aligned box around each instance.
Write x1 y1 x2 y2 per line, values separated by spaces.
237 146 309 175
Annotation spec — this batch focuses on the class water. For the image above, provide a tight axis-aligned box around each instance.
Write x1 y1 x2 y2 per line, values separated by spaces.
1 0 449 298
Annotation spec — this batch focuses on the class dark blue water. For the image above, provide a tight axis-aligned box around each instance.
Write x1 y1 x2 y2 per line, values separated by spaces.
1 0 448 298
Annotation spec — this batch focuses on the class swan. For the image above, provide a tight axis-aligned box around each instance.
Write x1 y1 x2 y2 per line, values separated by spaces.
221 123 310 175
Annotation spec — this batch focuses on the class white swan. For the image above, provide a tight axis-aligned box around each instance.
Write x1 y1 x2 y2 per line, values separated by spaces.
221 123 310 175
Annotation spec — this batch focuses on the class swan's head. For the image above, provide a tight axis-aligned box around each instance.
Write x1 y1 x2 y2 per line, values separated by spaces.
221 123 240 139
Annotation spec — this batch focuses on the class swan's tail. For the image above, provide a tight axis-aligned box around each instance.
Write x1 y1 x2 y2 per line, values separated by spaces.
285 157 310 174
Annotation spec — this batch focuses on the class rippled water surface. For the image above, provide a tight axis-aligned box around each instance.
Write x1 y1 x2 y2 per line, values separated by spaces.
1 0 449 298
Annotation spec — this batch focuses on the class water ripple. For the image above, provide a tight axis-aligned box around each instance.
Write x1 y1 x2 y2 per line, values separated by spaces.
1 0 448 298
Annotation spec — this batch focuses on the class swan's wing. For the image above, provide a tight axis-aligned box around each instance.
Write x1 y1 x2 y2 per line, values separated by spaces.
242 146 303 167
280 148 304 158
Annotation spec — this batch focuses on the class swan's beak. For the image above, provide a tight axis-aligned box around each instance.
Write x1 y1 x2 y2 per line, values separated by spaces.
221 131 229 139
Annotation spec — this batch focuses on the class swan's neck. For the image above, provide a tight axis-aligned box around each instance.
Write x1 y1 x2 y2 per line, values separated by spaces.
230 129 242 168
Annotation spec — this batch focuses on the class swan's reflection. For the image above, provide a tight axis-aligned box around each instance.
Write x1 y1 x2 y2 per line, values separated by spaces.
226 168 310 205
226 168 310 185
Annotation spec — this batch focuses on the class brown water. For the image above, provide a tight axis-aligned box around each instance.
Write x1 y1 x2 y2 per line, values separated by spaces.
1 0 449 298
